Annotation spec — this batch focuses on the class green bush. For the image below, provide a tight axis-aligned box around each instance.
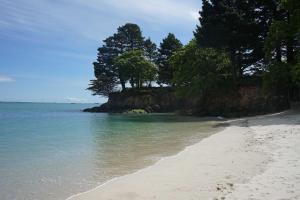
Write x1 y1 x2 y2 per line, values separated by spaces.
263 62 291 95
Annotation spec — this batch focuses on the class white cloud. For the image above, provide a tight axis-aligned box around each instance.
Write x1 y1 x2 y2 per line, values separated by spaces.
79 0 199 22
0 0 200 41
0 75 14 83
190 11 200 20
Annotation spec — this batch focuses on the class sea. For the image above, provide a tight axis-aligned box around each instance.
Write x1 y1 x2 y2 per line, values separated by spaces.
0 102 220 200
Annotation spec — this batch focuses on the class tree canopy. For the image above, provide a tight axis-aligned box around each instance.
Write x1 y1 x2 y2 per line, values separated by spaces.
115 50 156 88
88 23 158 96
157 33 182 85
88 0 300 102
171 40 232 97
194 0 279 78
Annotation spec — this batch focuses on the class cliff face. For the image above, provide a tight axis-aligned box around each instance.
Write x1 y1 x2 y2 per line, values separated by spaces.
84 88 180 113
84 87 290 117
189 87 289 117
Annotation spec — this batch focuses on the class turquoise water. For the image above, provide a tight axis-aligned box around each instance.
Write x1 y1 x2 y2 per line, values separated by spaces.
0 102 219 200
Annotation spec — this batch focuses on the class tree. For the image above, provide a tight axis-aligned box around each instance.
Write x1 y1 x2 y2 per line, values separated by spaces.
117 23 145 52
143 38 158 63
263 62 291 96
263 0 300 99
264 0 300 64
115 50 157 88
194 0 280 79
87 77 116 97
171 40 232 97
157 33 182 85
292 56 300 86
88 23 154 96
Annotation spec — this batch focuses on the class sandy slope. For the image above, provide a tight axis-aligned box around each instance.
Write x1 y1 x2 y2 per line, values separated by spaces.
68 111 300 200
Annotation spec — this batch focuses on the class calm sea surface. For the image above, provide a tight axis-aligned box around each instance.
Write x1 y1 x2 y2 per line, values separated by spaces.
0 102 220 200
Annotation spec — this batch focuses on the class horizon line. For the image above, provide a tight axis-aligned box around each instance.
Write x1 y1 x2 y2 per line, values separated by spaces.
0 101 100 104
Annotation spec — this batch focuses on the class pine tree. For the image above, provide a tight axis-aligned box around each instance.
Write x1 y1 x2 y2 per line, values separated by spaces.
194 0 279 79
143 38 158 63
265 0 300 64
157 33 182 85
88 23 153 96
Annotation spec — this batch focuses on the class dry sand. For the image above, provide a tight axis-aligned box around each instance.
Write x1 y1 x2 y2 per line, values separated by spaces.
68 111 300 200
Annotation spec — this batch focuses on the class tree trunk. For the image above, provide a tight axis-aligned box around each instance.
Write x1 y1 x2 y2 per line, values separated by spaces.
130 77 135 88
286 39 294 64
276 45 282 62
286 11 294 64
237 50 243 78
120 79 126 91
230 49 238 86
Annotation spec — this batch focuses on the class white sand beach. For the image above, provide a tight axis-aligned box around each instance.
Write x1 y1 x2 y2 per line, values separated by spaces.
68 111 300 200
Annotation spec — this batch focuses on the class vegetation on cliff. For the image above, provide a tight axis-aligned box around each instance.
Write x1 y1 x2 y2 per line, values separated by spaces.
87 0 300 114
114 50 156 88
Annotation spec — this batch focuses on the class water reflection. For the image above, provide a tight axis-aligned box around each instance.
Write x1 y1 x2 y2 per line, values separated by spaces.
88 113 221 183
0 103 222 200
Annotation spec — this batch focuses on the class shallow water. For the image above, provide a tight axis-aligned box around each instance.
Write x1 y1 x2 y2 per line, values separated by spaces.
0 102 220 200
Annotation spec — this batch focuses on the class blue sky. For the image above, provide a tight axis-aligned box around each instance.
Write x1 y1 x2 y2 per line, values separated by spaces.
0 0 201 103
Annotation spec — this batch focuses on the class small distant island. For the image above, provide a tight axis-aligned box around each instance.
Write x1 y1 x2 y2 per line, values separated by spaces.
85 0 299 117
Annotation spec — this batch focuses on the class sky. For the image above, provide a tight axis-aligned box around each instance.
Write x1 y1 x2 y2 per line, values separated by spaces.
0 0 201 103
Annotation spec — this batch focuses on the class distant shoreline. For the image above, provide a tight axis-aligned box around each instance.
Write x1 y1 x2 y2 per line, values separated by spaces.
0 101 100 104
68 110 300 200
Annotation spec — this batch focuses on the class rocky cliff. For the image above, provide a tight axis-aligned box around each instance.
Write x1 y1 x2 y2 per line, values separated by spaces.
188 87 289 117
84 87 290 117
84 88 179 113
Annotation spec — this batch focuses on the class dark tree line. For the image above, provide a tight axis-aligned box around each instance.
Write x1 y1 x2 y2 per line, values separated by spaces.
189 0 299 98
88 0 300 101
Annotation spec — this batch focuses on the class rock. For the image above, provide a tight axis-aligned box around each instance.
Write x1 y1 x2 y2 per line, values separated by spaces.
83 86 290 116
123 109 148 114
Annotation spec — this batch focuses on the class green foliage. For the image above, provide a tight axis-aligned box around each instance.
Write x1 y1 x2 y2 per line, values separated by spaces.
195 0 278 77
114 50 156 88
263 63 291 95
87 77 117 97
264 0 300 63
263 0 300 97
157 33 182 85
171 40 232 97
291 57 300 86
117 23 144 51
143 38 158 63
264 21 289 60
281 0 300 32
88 23 157 96
88 0 299 104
